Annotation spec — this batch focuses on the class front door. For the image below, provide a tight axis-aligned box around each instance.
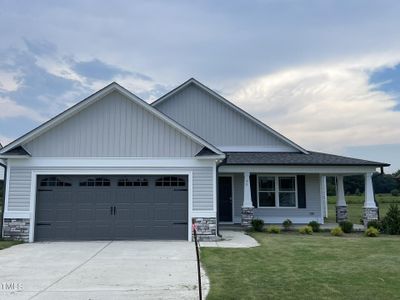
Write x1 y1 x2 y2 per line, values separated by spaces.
219 176 233 222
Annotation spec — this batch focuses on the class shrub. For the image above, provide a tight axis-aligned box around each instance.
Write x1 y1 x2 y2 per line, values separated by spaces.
391 189 400 197
251 219 264 232
381 204 400 235
339 221 353 233
365 227 379 237
282 219 293 231
299 226 313 235
308 221 320 232
331 227 344 236
366 220 381 231
267 225 281 234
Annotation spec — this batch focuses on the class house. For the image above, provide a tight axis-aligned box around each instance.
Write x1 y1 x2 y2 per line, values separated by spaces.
0 79 389 242
0 143 4 181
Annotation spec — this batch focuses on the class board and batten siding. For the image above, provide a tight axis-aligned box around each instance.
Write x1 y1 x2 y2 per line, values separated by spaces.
23 91 202 157
155 83 296 151
6 166 214 212
231 173 322 223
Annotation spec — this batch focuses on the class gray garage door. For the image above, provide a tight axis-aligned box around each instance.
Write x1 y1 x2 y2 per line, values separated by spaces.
35 175 188 241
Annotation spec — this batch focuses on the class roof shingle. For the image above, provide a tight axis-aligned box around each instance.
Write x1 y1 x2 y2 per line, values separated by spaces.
224 151 389 167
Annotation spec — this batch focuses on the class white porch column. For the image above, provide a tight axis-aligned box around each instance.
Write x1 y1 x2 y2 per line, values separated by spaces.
335 175 348 223
241 172 254 227
363 172 378 225
320 175 328 218
243 172 253 208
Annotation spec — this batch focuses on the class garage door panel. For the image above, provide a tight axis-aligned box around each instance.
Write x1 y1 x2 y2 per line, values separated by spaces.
35 175 188 241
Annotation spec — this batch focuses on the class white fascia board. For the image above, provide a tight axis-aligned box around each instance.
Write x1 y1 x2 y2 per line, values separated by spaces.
219 165 378 174
196 155 226 160
152 78 308 154
9 157 216 168
0 82 223 156
216 146 298 152
0 155 29 159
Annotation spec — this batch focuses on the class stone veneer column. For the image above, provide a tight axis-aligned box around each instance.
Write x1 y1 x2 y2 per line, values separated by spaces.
336 175 348 223
192 217 218 241
241 171 254 227
2 218 30 242
363 172 378 226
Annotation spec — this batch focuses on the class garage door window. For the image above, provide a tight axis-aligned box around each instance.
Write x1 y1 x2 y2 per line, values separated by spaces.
79 177 111 187
156 176 185 187
40 177 72 187
118 178 148 187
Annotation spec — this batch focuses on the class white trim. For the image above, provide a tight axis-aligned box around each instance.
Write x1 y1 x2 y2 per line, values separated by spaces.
0 155 30 159
218 175 234 223
3 165 10 214
152 78 308 154
10 157 216 168
27 169 195 242
219 165 378 174
216 146 298 152
256 174 298 208
0 82 224 157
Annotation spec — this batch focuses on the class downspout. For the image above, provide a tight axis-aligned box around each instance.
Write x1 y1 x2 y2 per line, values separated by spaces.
0 160 7 238
216 159 225 238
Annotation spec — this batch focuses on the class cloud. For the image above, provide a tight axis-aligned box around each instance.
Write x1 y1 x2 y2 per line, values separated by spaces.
231 59 400 153
0 96 46 122
0 135 13 147
71 58 151 82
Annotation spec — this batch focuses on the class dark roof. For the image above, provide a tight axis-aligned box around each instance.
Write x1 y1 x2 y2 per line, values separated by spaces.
224 151 390 167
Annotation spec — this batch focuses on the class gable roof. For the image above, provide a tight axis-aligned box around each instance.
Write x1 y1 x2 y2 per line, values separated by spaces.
224 151 390 167
152 78 309 154
0 82 224 157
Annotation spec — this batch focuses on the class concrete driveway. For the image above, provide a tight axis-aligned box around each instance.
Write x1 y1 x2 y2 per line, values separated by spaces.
0 241 208 300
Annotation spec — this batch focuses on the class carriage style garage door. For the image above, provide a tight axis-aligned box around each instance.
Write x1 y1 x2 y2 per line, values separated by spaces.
34 175 188 241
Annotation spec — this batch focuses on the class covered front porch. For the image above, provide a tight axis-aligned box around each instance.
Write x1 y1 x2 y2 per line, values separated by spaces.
218 165 381 227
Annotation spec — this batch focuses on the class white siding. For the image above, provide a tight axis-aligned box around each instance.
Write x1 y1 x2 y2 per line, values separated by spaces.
6 166 214 212
155 83 297 151
231 173 322 223
24 91 202 157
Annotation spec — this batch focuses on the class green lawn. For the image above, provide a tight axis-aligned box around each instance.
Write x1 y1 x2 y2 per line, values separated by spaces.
0 240 22 250
326 194 400 224
201 232 400 300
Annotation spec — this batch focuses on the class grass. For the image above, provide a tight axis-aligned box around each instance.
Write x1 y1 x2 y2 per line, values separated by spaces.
326 194 400 224
201 232 400 300
0 239 22 250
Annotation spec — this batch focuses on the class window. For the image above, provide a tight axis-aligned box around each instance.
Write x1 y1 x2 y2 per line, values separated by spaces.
156 176 185 187
40 177 72 187
79 177 110 187
258 175 297 208
118 178 148 187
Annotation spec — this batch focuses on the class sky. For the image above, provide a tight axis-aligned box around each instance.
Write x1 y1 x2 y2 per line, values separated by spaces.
0 0 399 172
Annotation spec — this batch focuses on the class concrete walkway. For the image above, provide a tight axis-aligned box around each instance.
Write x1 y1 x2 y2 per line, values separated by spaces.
200 230 259 248
0 241 209 300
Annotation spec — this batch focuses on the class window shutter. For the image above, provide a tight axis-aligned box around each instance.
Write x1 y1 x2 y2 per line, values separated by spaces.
250 174 258 208
297 175 306 208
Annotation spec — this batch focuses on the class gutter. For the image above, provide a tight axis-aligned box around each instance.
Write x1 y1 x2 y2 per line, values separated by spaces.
0 160 6 238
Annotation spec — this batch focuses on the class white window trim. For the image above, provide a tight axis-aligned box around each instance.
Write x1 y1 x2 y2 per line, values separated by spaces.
256 174 298 208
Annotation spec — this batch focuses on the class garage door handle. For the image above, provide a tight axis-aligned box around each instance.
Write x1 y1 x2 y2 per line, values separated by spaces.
173 222 188 225
113 206 116 215
36 222 51 226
